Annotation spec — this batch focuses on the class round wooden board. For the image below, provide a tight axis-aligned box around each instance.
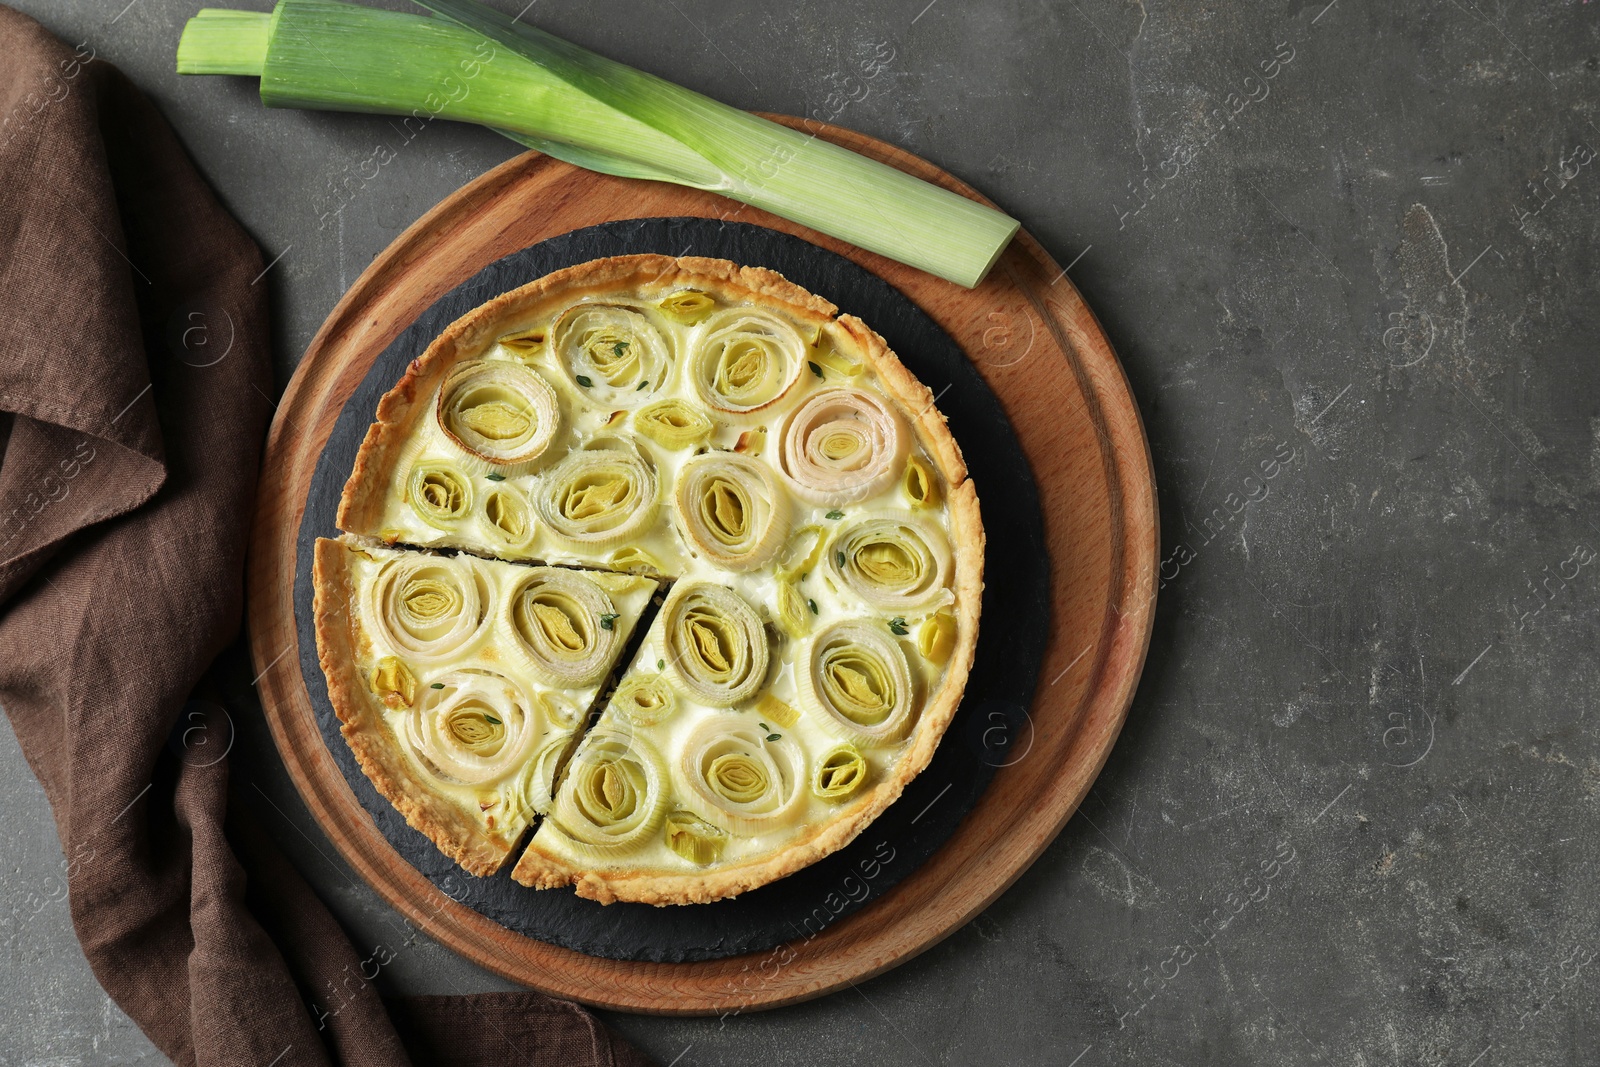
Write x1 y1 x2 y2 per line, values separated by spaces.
247 115 1157 1015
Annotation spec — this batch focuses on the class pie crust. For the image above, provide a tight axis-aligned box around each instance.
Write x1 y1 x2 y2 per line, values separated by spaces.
313 254 983 904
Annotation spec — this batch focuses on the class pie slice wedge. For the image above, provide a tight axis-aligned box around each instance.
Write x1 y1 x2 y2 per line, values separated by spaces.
512 556 979 904
312 537 658 875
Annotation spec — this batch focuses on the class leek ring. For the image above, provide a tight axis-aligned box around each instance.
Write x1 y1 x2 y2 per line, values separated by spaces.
661 582 769 704
672 451 791 571
773 575 813 639
480 485 535 551
435 359 561 466
634 398 715 450
551 302 671 407
812 743 868 800
902 454 941 508
918 611 958 665
658 289 716 325
407 461 473 530
777 524 827 578
608 674 679 728
778 387 908 506
665 809 727 864
607 545 664 575
801 620 917 746
689 307 806 413
755 691 800 728
369 656 418 710
495 326 545 358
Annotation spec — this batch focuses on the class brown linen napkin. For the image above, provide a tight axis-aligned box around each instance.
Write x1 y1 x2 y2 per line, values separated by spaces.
0 8 650 1066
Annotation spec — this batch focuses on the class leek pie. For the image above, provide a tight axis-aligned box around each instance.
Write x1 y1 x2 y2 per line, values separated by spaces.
314 255 983 904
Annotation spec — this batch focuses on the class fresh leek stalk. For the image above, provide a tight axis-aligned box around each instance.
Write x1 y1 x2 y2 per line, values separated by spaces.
175 1 1020 287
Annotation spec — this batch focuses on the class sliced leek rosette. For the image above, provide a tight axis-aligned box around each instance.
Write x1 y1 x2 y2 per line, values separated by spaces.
800 620 918 746
407 461 473 530
536 443 659 545
828 515 954 611
549 729 668 853
480 485 536 552
503 733 579 820
436 360 561 466
672 451 791 571
661 582 770 705
657 289 716 325
812 743 868 800
633 398 715 449
368 553 490 662
608 674 679 727
505 569 621 687
778 387 908 505
551 303 671 407
406 668 541 785
665 809 727 864
679 715 806 834
689 307 806 413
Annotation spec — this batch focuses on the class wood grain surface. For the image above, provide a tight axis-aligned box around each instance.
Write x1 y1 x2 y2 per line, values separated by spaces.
246 115 1158 1015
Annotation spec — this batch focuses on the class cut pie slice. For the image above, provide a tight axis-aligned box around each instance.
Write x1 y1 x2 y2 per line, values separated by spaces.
512 564 975 904
312 537 658 875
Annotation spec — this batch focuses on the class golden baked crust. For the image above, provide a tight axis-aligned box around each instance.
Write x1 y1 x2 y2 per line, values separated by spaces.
325 254 984 904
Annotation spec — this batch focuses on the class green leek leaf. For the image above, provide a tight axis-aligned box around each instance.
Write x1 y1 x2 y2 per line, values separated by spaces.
176 0 1018 287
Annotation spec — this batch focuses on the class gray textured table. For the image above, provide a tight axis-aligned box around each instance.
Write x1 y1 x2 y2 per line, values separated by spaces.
4 1 1599 1064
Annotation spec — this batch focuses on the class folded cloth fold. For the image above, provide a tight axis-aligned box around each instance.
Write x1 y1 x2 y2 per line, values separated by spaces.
0 8 650 1066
